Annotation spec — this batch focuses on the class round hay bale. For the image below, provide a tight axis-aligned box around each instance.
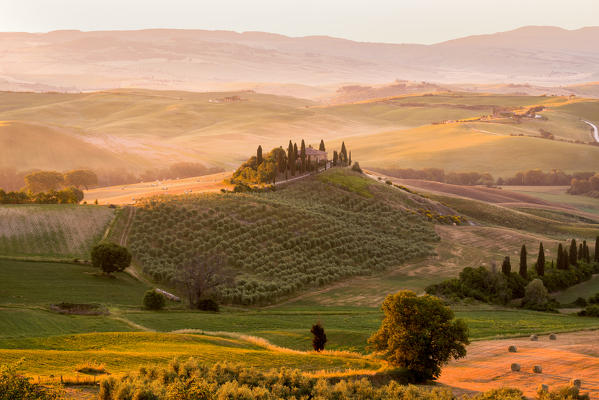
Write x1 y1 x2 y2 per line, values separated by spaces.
530 334 538 341
533 365 543 373
570 379 581 388
508 345 517 353
549 333 557 340
511 363 521 372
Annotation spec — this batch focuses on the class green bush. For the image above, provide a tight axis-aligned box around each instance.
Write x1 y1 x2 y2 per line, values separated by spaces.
91 242 132 275
578 304 599 317
143 290 166 310
351 162 363 173
0 364 60 400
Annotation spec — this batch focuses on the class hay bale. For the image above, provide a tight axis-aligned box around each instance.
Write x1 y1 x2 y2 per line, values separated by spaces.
508 345 517 353
549 333 557 340
530 334 538 341
533 365 543 373
570 379 581 388
511 363 521 372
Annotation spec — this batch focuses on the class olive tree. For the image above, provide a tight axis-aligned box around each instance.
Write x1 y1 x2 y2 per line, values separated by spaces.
368 290 469 381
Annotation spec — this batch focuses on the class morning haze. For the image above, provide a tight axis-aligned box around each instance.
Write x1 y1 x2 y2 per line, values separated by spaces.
1 1 599 399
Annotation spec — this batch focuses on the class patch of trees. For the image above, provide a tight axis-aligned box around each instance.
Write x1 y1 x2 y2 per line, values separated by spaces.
568 173 599 197
375 168 495 186
426 238 599 311
0 187 83 204
375 167 599 188
139 162 223 182
230 139 353 185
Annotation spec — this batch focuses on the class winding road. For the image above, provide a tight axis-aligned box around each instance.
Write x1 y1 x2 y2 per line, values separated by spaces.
583 120 599 143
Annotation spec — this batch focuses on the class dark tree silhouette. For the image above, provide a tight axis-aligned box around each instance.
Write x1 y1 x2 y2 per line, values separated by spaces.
535 242 545 276
569 239 578 266
91 242 132 275
519 245 527 279
501 256 511 276
310 322 327 352
319 139 325 152
176 253 231 309
257 145 263 166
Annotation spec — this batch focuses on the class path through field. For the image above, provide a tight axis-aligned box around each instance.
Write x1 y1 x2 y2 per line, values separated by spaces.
583 120 599 143
438 331 599 398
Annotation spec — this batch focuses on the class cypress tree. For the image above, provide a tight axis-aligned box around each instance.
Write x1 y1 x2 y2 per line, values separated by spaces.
294 143 298 161
349 151 352 166
519 244 528 279
501 256 511 276
300 140 306 173
287 140 295 177
583 240 590 263
256 145 263 166
333 151 338 166
578 243 584 260
595 236 599 262
319 139 325 152
556 243 564 270
340 142 348 165
569 239 578 266
536 242 545 276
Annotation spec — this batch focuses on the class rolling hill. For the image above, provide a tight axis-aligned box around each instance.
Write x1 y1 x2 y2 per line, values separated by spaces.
1 26 599 93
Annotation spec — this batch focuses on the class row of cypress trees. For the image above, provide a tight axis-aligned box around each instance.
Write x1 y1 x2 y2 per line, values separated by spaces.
501 237 599 278
255 139 352 178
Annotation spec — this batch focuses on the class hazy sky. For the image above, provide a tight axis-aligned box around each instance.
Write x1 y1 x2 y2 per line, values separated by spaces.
1 0 598 44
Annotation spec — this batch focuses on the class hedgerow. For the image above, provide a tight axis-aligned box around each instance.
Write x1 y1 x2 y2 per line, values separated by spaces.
128 171 437 304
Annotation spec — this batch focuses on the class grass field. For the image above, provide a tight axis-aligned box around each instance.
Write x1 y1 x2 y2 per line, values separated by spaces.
0 204 114 259
0 259 150 306
554 275 599 304
505 186 599 216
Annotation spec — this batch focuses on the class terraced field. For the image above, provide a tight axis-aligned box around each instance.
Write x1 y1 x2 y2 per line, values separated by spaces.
0 204 114 259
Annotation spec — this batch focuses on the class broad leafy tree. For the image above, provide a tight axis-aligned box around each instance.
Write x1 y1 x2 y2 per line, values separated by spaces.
176 253 231 309
368 290 469 381
91 242 132 275
63 169 98 190
24 171 64 193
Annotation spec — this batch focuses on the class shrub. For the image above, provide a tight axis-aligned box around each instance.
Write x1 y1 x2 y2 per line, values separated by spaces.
91 243 132 275
522 279 551 311
196 298 219 312
143 290 166 310
578 304 599 317
351 162 363 173
0 363 61 399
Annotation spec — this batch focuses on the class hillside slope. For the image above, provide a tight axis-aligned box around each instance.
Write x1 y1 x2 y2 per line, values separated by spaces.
128 169 442 304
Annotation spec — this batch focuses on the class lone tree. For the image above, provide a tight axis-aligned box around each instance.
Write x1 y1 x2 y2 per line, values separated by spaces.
501 256 511 276
536 242 545 276
319 139 326 152
91 242 132 275
368 290 469 381
24 171 64 193
176 252 231 309
519 245 528 279
311 322 327 352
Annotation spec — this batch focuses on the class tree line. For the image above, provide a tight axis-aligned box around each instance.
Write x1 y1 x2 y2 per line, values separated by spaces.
231 139 352 185
427 237 599 311
0 162 223 193
374 167 598 188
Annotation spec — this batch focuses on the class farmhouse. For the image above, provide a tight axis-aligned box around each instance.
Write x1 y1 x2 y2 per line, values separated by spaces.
305 146 328 163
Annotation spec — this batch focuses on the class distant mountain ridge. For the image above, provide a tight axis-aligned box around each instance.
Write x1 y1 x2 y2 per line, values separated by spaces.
0 26 598 92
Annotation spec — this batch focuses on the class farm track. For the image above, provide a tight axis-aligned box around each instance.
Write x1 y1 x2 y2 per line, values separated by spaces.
119 207 136 247
583 120 599 143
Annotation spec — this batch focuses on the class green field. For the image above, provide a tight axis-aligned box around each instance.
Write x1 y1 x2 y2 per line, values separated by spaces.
505 186 599 216
0 259 149 306
0 204 114 259
555 275 599 304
